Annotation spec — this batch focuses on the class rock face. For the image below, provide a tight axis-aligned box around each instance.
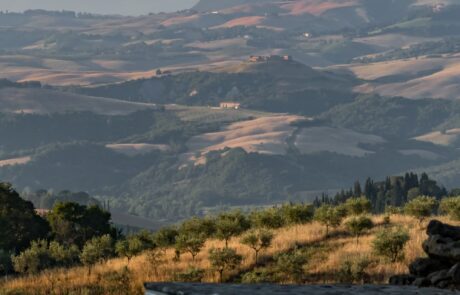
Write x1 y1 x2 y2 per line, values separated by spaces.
390 219 460 290
144 283 458 295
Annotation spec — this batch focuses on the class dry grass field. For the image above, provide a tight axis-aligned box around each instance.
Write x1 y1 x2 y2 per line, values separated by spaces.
2 215 455 295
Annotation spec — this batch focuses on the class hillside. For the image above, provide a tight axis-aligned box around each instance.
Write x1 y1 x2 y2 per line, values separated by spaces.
2 212 457 294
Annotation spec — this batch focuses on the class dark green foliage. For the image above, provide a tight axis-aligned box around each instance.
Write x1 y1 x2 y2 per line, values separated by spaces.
249 208 285 229
214 210 251 247
173 267 205 283
79 66 356 116
175 233 206 261
372 227 410 262
98 267 134 295
320 94 460 138
337 256 373 284
274 250 307 283
208 247 242 283
345 197 372 216
80 235 114 275
179 217 216 239
439 197 460 220
11 240 79 274
241 268 274 283
47 202 117 248
404 196 438 225
153 227 179 250
280 203 314 225
0 183 49 252
116 235 151 265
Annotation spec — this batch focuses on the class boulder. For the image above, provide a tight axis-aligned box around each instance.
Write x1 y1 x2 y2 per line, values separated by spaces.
427 220 460 241
422 235 460 261
447 263 460 284
412 277 431 288
427 269 450 286
409 258 450 277
389 274 416 286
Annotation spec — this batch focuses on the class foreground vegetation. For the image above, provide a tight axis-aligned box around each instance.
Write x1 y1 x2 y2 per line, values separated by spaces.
2 178 460 294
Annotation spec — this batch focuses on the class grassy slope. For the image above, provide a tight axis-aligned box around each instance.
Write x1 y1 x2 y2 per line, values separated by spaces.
2 214 453 294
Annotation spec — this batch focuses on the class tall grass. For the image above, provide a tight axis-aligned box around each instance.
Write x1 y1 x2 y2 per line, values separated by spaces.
2 215 457 294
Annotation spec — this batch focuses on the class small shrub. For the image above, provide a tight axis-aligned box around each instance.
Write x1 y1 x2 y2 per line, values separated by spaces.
280 203 314 225
250 208 285 229
372 227 409 262
337 256 373 284
404 196 438 226
439 197 460 220
274 250 307 283
241 268 274 283
173 267 205 282
98 267 138 295
345 197 372 216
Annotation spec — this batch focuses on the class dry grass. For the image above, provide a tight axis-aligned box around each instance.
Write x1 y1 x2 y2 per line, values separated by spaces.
2 215 458 294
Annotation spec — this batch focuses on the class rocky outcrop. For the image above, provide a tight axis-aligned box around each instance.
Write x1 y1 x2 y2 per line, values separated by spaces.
390 220 460 290
145 283 458 294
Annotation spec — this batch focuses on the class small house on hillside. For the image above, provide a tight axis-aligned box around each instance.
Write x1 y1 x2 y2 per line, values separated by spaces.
220 102 241 110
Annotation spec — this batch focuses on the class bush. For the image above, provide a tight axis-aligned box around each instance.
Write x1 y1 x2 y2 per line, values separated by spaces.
372 227 409 262
249 208 285 229
11 240 51 274
404 196 438 225
80 234 114 275
280 203 314 225
241 268 274 283
173 267 205 282
274 250 307 283
98 267 139 295
345 216 373 244
337 256 373 284
153 227 178 250
345 197 372 216
179 217 216 239
439 197 460 220
208 247 242 283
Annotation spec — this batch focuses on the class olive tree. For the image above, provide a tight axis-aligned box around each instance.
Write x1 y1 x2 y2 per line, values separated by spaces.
240 229 274 264
175 233 206 262
404 196 438 226
345 197 372 216
345 216 374 244
80 234 113 275
372 227 410 262
208 247 242 283
214 211 250 248
314 205 346 237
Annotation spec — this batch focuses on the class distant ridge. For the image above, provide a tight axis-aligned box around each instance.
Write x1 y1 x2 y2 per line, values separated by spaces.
192 0 273 11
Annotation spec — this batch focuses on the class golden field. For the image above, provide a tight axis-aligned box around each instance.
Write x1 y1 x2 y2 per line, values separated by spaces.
1 215 456 295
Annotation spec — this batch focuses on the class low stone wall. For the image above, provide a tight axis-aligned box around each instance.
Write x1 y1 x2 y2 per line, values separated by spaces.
144 283 457 294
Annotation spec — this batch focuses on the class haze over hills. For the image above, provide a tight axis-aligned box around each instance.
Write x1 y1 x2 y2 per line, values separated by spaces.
1 0 460 223
0 0 199 15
